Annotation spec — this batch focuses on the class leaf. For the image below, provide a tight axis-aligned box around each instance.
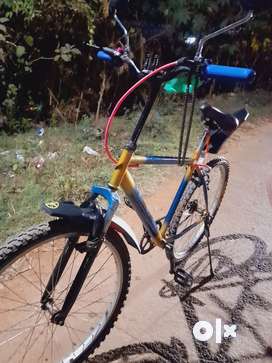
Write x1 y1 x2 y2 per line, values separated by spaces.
24 66 32 72
61 53 71 62
0 17 9 24
71 48 81 55
16 45 26 58
24 35 34 47
0 24 7 33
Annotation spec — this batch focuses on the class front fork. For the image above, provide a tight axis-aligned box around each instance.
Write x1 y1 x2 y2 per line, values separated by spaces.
41 186 120 325
48 237 104 326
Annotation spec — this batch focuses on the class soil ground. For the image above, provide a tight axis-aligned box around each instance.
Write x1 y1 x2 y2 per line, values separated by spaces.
89 118 272 362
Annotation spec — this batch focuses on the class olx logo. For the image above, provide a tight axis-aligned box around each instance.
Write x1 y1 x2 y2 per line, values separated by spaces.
193 319 237 343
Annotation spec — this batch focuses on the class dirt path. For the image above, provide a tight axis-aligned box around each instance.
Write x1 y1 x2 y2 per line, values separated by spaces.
90 119 272 362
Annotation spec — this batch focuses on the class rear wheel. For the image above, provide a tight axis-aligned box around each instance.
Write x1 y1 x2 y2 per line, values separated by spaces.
168 158 229 261
0 220 131 363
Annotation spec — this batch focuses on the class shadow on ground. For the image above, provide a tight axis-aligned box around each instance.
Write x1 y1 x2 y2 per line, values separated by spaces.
89 234 272 363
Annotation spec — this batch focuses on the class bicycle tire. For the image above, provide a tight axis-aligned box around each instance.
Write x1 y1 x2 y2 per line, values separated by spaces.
168 158 229 261
0 220 131 363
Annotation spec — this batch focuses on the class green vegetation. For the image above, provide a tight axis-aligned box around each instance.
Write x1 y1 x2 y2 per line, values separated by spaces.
0 1 271 132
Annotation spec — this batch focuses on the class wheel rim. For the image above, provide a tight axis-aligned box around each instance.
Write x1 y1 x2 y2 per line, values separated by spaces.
173 163 227 259
0 234 123 363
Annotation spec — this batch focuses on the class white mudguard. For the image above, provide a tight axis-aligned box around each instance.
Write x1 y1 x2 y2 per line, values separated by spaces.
110 215 141 253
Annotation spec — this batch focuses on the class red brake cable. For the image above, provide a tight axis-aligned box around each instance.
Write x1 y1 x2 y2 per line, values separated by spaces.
103 61 178 164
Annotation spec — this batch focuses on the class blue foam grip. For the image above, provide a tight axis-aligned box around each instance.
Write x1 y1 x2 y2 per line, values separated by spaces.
203 64 255 83
97 50 113 62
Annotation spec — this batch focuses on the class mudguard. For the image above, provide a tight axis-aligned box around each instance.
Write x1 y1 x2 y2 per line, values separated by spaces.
41 200 141 253
110 215 141 253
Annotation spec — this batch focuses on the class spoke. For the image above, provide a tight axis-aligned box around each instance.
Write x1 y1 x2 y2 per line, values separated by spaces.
78 273 113 300
72 291 113 314
65 320 91 335
0 281 29 305
20 309 44 363
0 302 39 315
10 265 43 297
50 322 54 363
0 310 38 342
37 246 43 294
3 327 32 363
37 323 58 363
65 320 83 344
80 253 113 293
54 268 97 303
0 294 30 306
66 319 90 340
38 321 50 363
0 320 48 336
97 245 107 257
64 323 76 351
23 254 46 295
0 304 38 318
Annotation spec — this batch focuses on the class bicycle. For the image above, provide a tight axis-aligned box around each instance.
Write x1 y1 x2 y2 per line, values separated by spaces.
0 1 268 362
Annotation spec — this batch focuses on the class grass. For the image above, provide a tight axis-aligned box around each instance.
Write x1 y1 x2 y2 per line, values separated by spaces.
0 90 271 242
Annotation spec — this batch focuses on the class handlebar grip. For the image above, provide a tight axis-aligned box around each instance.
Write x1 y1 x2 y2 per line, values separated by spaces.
97 50 113 62
202 64 255 83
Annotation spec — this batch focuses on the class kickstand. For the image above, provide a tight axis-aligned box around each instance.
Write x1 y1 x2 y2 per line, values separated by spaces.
204 217 214 277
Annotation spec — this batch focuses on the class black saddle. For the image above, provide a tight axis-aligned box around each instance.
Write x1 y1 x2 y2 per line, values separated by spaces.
200 103 249 153
200 103 248 132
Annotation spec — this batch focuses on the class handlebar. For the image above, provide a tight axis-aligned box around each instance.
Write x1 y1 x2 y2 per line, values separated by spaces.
202 64 255 83
93 11 256 85
97 50 113 62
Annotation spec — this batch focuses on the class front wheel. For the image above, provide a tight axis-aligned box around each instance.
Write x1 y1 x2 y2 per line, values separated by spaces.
168 158 229 261
0 220 131 363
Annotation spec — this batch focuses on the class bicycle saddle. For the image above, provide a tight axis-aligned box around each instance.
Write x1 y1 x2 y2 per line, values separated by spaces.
200 103 248 132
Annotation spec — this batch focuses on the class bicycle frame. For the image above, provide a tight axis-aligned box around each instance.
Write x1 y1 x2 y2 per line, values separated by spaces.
91 67 211 251
108 131 210 249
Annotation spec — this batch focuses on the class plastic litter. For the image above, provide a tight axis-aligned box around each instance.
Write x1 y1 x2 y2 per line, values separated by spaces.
47 152 57 160
33 156 45 170
15 152 25 163
0 150 10 156
83 146 99 156
36 127 45 137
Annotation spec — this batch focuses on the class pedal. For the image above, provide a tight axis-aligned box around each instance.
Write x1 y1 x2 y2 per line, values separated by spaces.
174 268 193 288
